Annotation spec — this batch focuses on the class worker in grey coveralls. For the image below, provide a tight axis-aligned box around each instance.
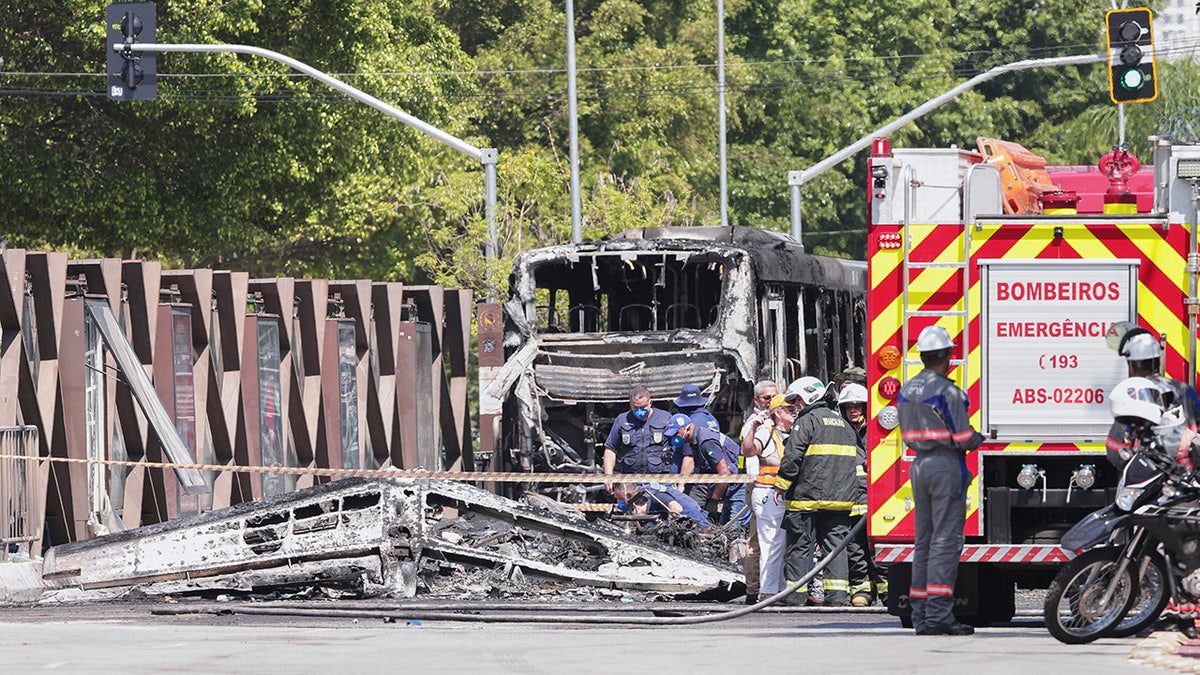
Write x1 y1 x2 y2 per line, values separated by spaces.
896 326 984 636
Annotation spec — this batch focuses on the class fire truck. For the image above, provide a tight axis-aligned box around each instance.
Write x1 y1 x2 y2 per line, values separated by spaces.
865 136 1200 626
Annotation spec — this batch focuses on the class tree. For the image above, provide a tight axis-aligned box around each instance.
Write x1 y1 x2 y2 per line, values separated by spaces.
0 0 477 280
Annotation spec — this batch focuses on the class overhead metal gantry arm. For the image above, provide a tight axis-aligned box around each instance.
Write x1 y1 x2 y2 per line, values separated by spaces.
114 42 501 294
788 53 1109 244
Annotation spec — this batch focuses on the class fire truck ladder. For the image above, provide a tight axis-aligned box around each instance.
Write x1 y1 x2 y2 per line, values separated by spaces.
899 164 971 384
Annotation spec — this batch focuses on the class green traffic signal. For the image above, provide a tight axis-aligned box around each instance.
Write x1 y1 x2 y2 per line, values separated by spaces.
1105 7 1157 104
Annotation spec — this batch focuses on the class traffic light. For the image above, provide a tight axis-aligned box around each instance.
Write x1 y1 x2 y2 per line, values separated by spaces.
106 2 156 101
1105 7 1156 104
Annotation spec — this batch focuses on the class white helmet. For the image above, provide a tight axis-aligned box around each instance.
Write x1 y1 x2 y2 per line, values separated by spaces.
837 383 868 406
1120 332 1163 361
1110 376 1165 426
916 326 955 353
787 376 826 406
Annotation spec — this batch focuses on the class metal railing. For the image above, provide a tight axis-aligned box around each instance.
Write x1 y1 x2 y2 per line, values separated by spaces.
0 426 40 561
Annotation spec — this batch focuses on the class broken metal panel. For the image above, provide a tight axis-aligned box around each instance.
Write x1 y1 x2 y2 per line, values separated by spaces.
40 478 741 597
533 360 725 403
84 299 207 496
42 478 414 595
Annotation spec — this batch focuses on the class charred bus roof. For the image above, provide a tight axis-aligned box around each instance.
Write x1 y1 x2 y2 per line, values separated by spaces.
510 226 864 300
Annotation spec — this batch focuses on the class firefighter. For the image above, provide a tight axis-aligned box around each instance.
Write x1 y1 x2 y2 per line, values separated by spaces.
603 385 671 492
666 414 746 525
774 376 859 606
838 382 886 607
1106 328 1200 469
738 380 780 603
742 391 795 601
897 325 984 636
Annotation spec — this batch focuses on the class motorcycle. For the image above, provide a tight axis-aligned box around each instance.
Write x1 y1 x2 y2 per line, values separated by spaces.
1044 418 1200 644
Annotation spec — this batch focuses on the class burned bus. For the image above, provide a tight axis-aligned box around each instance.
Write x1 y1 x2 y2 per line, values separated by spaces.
478 226 865 497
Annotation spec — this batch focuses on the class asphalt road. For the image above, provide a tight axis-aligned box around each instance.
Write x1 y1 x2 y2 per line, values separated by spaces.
0 602 1171 674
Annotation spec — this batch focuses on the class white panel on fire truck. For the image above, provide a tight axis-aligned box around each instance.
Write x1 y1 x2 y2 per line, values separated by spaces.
1167 144 1200 223
893 148 983 224
980 260 1136 441
964 163 1003 221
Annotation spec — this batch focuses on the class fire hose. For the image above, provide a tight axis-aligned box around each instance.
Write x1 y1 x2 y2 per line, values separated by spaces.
153 516 867 625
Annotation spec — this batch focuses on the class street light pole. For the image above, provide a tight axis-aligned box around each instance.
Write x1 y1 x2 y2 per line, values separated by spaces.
566 0 583 244
717 0 728 228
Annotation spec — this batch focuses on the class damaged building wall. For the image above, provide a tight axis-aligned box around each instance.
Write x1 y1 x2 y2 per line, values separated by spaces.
0 250 471 551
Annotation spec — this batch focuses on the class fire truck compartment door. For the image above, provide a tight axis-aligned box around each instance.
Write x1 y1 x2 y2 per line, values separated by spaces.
980 260 1136 441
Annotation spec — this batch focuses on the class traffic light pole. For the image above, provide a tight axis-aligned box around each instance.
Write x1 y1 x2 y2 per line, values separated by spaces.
113 42 501 296
788 52 1107 241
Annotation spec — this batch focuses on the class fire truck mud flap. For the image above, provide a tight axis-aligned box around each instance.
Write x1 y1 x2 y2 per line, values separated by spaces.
39 478 743 600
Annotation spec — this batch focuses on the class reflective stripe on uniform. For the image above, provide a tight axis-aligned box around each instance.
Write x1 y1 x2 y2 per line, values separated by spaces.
806 444 858 457
909 587 928 599
774 477 794 491
850 581 873 595
785 499 855 511
927 584 954 596
849 504 867 517
823 578 849 592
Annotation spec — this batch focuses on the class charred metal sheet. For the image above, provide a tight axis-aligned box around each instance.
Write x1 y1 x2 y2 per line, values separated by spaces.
42 478 418 597
84 298 207 494
39 478 742 599
533 362 723 403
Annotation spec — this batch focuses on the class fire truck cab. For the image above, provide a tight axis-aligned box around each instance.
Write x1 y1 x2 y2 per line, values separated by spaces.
866 136 1200 626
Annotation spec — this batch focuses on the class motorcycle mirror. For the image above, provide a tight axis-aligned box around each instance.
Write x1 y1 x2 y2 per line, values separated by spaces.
1106 321 1137 352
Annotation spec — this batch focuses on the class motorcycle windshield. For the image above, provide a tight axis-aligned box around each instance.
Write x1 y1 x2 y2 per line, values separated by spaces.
1120 452 1163 491
1060 504 1127 551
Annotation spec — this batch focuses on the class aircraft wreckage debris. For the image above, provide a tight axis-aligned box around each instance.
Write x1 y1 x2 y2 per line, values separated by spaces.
39 478 745 602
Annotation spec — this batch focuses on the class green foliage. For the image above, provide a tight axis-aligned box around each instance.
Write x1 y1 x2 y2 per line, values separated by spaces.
2 0 1197 299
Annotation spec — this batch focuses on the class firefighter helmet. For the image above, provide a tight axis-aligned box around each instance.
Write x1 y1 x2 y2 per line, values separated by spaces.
837 383 868 406
787 376 826 406
1119 331 1163 361
916 325 955 353
1110 376 1165 426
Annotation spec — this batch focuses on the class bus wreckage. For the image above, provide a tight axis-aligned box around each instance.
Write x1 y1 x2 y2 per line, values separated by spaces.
478 227 866 497
39 477 744 600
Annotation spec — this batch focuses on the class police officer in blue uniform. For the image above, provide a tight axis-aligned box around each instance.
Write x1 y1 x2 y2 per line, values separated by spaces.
604 385 671 491
665 413 747 525
671 384 721 471
897 326 984 636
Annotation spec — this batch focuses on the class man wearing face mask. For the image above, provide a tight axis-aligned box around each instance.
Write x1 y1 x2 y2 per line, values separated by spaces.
665 413 746 525
604 385 672 492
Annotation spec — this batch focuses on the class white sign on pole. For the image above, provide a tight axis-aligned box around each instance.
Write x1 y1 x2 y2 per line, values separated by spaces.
981 260 1137 440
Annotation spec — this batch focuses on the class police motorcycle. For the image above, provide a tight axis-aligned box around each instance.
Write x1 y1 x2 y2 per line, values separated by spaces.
1044 378 1200 644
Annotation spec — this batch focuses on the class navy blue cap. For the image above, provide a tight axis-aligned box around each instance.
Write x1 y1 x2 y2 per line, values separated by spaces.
664 413 692 436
